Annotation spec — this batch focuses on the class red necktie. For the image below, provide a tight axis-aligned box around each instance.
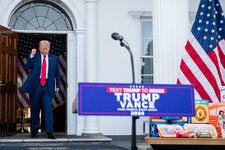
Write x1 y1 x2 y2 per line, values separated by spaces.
40 55 46 86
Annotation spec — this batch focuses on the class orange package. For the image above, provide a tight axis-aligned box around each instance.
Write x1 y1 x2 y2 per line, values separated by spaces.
209 103 225 138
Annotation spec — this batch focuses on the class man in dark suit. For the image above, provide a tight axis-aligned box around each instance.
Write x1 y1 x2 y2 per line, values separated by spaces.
21 40 60 139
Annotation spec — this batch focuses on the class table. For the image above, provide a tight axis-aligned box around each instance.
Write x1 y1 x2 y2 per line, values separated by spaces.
145 136 225 150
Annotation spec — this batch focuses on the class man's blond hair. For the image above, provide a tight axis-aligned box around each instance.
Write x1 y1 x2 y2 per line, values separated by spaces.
39 40 51 47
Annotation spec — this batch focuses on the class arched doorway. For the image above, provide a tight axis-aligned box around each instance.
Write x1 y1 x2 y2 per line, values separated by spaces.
8 1 74 134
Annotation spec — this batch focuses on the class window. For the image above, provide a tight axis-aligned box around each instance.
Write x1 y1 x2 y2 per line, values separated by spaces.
141 19 153 83
9 2 73 31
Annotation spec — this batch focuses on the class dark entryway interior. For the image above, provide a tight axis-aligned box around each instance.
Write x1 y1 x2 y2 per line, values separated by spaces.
16 33 67 133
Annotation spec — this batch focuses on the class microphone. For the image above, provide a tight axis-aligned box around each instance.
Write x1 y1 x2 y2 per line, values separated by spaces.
111 32 124 41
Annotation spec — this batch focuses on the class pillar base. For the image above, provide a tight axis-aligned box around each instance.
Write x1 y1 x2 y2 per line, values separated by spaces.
82 132 104 137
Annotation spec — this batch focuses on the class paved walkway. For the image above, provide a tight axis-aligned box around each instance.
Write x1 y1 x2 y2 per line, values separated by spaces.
0 133 153 150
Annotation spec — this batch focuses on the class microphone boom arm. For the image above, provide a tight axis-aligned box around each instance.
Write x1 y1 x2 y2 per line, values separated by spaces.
120 40 135 84
116 37 139 150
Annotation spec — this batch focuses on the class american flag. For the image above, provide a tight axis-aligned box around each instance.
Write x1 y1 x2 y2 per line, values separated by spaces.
17 34 67 109
177 0 225 103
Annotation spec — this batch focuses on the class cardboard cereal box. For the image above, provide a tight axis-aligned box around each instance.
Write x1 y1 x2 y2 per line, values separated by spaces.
191 100 209 124
209 102 225 138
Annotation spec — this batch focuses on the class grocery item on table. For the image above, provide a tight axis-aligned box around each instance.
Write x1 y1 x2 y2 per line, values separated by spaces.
184 123 217 138
157 124 183 138
176 130 196 138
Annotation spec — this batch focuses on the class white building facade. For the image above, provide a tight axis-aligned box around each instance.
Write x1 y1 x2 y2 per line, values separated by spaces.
0 0 224 136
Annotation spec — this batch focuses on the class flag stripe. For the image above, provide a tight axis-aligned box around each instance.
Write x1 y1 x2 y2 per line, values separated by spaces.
185 40 220 100
180 59 213 101
218 40 225 83
180 37 220 102
209 45 225 86
218 41 225 71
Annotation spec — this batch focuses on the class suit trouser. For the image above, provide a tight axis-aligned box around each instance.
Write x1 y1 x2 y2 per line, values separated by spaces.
29 83 53 133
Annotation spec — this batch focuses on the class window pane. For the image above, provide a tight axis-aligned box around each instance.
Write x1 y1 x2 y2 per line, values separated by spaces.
34 5 48 16
142 76 153 83
141 58 153 74
142 39 153 56
142 21 152 38
9 2 73 31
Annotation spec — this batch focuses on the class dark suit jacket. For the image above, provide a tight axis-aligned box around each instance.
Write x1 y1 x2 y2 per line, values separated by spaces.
21 52 60 98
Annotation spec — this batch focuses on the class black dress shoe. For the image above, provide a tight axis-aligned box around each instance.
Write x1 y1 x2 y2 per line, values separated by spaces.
31 132 37 138
47 132 56 139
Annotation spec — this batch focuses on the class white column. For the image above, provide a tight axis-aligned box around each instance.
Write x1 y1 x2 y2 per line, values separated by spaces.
67 31 77 135
153 0 189 84
83 0 100 134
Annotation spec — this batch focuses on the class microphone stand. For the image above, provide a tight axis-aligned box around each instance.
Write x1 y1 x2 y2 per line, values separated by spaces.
120 40 139 150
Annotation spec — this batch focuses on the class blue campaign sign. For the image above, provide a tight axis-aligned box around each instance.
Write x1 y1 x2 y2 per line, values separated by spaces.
78 82 195 117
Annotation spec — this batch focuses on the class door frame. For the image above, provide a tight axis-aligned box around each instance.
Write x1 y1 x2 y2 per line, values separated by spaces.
14 30 77 135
